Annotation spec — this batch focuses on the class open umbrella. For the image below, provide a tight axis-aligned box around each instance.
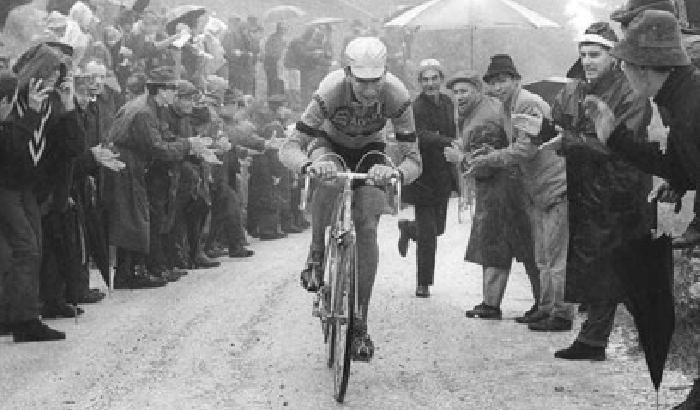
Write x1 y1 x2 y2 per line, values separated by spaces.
306 17 345 26
262 5 306 23
613 232 675 393
166 5 206 35
384 0 560 67
523 77 570 107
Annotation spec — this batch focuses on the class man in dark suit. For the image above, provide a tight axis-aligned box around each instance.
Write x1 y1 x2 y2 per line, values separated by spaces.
398 59 456 298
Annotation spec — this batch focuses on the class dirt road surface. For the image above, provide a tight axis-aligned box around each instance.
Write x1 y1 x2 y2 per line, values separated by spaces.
0 200 691 409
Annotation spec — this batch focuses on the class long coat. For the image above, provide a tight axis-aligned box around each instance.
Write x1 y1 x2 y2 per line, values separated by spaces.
551 68 653 303
403 92 457 206
462 95 535 269
104 95 190 253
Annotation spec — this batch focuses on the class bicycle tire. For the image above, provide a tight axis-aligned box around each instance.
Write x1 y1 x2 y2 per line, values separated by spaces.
324 239 339 369
333 236 355 403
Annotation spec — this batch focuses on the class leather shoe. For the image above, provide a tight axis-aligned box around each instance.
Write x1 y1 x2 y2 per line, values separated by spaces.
516 309 548 324
12 319 65 342
229 247 254 258
205 248 228 259
554 341 605 361
114 274 168 289
415 285 430 298
465 302 502 319
259 232 287 241
282 224 304 234
79 288 106 304
42 304 84 319
528 316 572 332
194 253 221 269
514 303 539 323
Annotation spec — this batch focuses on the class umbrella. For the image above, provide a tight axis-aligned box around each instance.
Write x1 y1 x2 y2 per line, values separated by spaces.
262 5 306 22
166 5 206 34
523 77 569 107
384 0 560 67
613 232 675 392
306 17 345 26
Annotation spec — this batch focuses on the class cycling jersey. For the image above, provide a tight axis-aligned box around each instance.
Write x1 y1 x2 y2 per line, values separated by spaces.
280 69 422 184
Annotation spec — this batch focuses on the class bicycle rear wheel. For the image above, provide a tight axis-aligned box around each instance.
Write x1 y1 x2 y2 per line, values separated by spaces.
332 236 355 403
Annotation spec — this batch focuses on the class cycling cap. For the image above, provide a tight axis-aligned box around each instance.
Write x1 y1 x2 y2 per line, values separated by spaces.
345 37 387 79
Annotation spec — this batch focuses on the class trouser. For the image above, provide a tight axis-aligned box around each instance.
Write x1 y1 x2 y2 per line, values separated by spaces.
185 197 209 263
206 187 244 251
311 182 386 323
0 187 42 324
576 301 617 347
265 62 282 95
532 200 573 320
403 199 449 286
39 208 84 306
483 261 540 308
147 168 171 273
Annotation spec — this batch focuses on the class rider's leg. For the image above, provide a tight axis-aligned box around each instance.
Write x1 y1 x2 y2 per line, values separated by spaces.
352 186 387 326
302 181 342 289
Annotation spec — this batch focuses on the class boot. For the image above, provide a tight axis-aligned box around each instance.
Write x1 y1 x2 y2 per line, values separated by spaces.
554 341 605 361
300 249 324 291
415 285 430 298
672 378 700 409
515 303 540 323
12 319 66 342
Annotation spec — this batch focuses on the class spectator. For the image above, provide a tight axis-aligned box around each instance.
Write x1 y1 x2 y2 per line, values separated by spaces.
264 22 287 96
533 22 654 361
0 43 86 341
448 69 536 321
398 58 457 298
590 10 699 409
468 54 541 322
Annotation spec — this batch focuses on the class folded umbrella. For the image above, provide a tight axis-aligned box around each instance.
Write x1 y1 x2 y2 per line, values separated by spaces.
613 231 675 392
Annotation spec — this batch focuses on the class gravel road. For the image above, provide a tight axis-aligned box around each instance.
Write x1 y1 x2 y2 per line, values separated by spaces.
0 199 691 410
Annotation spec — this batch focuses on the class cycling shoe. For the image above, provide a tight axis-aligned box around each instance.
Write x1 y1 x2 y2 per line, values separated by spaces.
351 331 374 362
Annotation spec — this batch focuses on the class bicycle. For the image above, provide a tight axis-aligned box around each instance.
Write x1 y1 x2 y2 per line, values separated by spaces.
300 151 401 403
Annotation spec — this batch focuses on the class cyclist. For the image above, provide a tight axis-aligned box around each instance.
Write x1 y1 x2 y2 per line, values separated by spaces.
279 37 421 361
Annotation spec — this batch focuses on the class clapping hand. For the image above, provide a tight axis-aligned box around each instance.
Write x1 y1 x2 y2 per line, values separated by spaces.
583 95 616 144
648 181 683 204
511 112 543 136
27 78 50 112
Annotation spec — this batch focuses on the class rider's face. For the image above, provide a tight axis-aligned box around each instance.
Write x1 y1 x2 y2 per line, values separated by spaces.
348 73 385 105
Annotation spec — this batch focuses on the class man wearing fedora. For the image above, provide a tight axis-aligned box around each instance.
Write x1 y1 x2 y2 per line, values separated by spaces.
586 10 700 408
398 58 456 298
106 66 208 289
612 0 700 251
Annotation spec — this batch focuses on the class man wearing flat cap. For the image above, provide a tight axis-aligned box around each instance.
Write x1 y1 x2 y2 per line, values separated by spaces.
105 66 208 289
398 58 456 298
586 11 700 408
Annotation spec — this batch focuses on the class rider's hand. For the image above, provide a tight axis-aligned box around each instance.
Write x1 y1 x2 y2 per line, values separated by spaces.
367 164 398 185
307 160 339 180
27 78 50 113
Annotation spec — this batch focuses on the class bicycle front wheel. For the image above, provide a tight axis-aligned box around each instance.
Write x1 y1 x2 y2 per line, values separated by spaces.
332 236 355 403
